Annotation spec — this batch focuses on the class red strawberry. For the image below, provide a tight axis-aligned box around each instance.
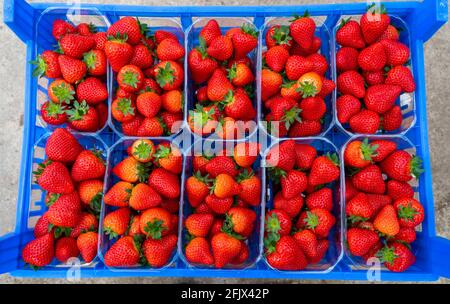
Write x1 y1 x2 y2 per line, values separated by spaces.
381 150 423 182
137 117 165 137
45 128 82 163
188 48 218 84
337 70 365 99
211 232 242 268
290 14 315 50
306 188 333 211
344 138 377 168
233 142 260 168
103 181 132 207
346 193 373 222
394 227 417 243
364 84 401 114
273 191 303 218
185 237 214 265
83 49 107 76
376 242 415 272
77 231 98 263
281 170 308 200
266 140 296 172
55 237 79 263
380 39 410 66
309 239 329 264
59 33 95 59
154 60 184 91
107 17 143 45
205 194 233 214
186 172 211 208
237 170 261 207
394 198 424 228
34 161 74 194
230 241 249 265
265 209 292 236
261 69 282 101
58 55 86 84
129 183 162 211
71 150 105 182
378 24 400 41
225 207 256 238
363 70 385 86
34 212 53 238
111 98 136 123
70 212 98 238
153 143 183 174
129 44 153 69
374 204 400 236
140 207 172 239
205 156 238 178
228 62 253 87
76 77 108 105
186 213 214 237
22 234 55 268
200 19 222 46
336 95 361 124
103 208 130 239
360 5 390 44
298 208 335 238
307 53 328 75
142 234 177 268
265 46 290 72
358 42 386 71
288 120 322 137
48 79 75 104
266 235 308 271
231 25 258 59
32 50 61 79
294 144 317 170
94 32 107 50
212 173 241 199
207 35 233 61
385 66 416 93
266 25 292 50
269 96 301 129
67 101 99 132
309 154 340 186
293 229 318 260
352 164 386 194
47 192 81 228
104 236 140 267
366 194 392 217
148 168 180 199
349 109 380 134
381 105 403 132
387 180 414 200
299 97 326 121
207 68 234 102
336 47 359 72
336 19 365 49
118 65 144 92
370 140 397 162
222 89 256 121
161 111 183 134
121 114 143 136
105 36 133 72
96 103 108 129
156 38 185 61
347 227 379 256
52 19 76 40
285 55 313 81
154 30 178 44
136 91 161 118
317 78 336 99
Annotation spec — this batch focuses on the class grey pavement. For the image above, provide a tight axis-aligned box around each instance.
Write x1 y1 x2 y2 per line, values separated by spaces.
0 0 448 283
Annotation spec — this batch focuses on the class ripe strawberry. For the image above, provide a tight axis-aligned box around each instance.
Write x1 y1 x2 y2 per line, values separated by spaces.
380 39 410 66
156 38 185 61
293 229 318 260
308 153 340 186
223 89 256 121
284 55 312 81
129 44 153 69
381 105 403 132
265 209 292 236
76 231 98 263
188 104 219 136
76 22 96 36
161 89 182 114
231 24 258 59
111 98 136 123
67 101 100 132
216 117 244 140
349 109 380 134
378 24 400 41
107 17 143 45
137 117 165 137
188 48 218 84
230 241 249 265
34 161 74 194
298 208 335 238
118 65 144 93
205 35 233 61
205 156 239 178
59 33 95 59
47 192 81 228
34 212 53 238
103 207 130 239
280 170 308 200
186 213 214 238
309 239 329 264
121 113 143 136
344 138 378 168
381 150 423 182
299 96 326 121
268 96 300 129
370 140 397 162
352 164 385 194
142 234 178 267
317 78 336 99
130 139 155 163
336 95 361 124
385 65 416 93
237 170 261 207
103 182 132 207
94 32 107 50
266 25 292 49
52 19 76 40
22 233 55 268
58 55 87 84
211 232 242 268
125 215 142 238
387 180 414 200
308 53 328 75
154 30 178 44
135 91 161 118
266 235 308 271
70 212 98 238
71 150 105 182
48 79 75 104
205 194 233 214
394 198 424 228
83 49 107 77
76 77 108 105
358 43 386 72
347 227 380 256
161 111 183 135
394 227 417 244
185 237 214 265
148 168 180 199
228 63 254 87
360 5 390 44
336 47 359 72
105 36 134 72
153 143 182 174
273 191 303 218
225 207 256 238
305 188 333 212
154 60 184 91
376 242 415 272
288 120 322 137
290 14 315 50
233 142 260 168
104 235 140 267
128 183 162 211
346 193 373 222
212 173 241 199
336 19 365 49
55 237 79 263
32 50 61 79
265 46 290 72
337 70 365 98
113 156 149 183
364 84 401 114
78 179 103 208
293 144 317 170
140 207 172 239
261 69 282 101
186 172 211 208
45 128 82 163
374 204 400 236
207 68 234 102
200 19 222 46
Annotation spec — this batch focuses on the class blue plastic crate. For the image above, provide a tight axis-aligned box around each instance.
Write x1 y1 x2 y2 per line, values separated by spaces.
1 0 449 281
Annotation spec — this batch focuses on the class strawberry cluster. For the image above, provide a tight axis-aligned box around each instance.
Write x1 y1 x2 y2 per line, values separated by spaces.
263 140 340 270
336 5 415 134
102 139 181 268
106 17 185 136
22 128 105 268
344 138 424 272
261 14 335 137
184 143 262 268
187 19 258 138
33 20 109 132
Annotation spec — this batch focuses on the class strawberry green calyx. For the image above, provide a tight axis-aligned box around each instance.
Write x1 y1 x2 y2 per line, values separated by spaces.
156 62 176 87
83 51 98 70
122 71 140 89
241 23 258 38
326 152 340 167
375 245 398 264
45 102 66 118
33 160 52 181
282 81 296 89
189 104 216 129
267 167 286 184
67 100 89 121
53 226 72 239
196 37 209 59
361 138 379 161
264 232 280 254
133 141 154 161
290 10 310 22
104 227 120 240
227 63 238 81
52 83 75 104
116 98 135 116
244 84 255 99
219 90 235 111
338 17 352 30
410 156 424 179
347 215 369 225
397 202 419 222
45 193 61 207
272 25 292 46
107 32 129 43
143 219 167 240
31 55 48 78
296 81 318 98
282 106 302 130
136 18 148 36
265 213 282 234
136 162 151 183
367 2 387 15
89 192 103 215
304 211 319 230
154 145 171 161
221 214 245 240
193 171 213 184
237 169 254 183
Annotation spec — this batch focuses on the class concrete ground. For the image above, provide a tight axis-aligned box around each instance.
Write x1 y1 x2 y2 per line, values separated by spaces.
0 0 448 283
